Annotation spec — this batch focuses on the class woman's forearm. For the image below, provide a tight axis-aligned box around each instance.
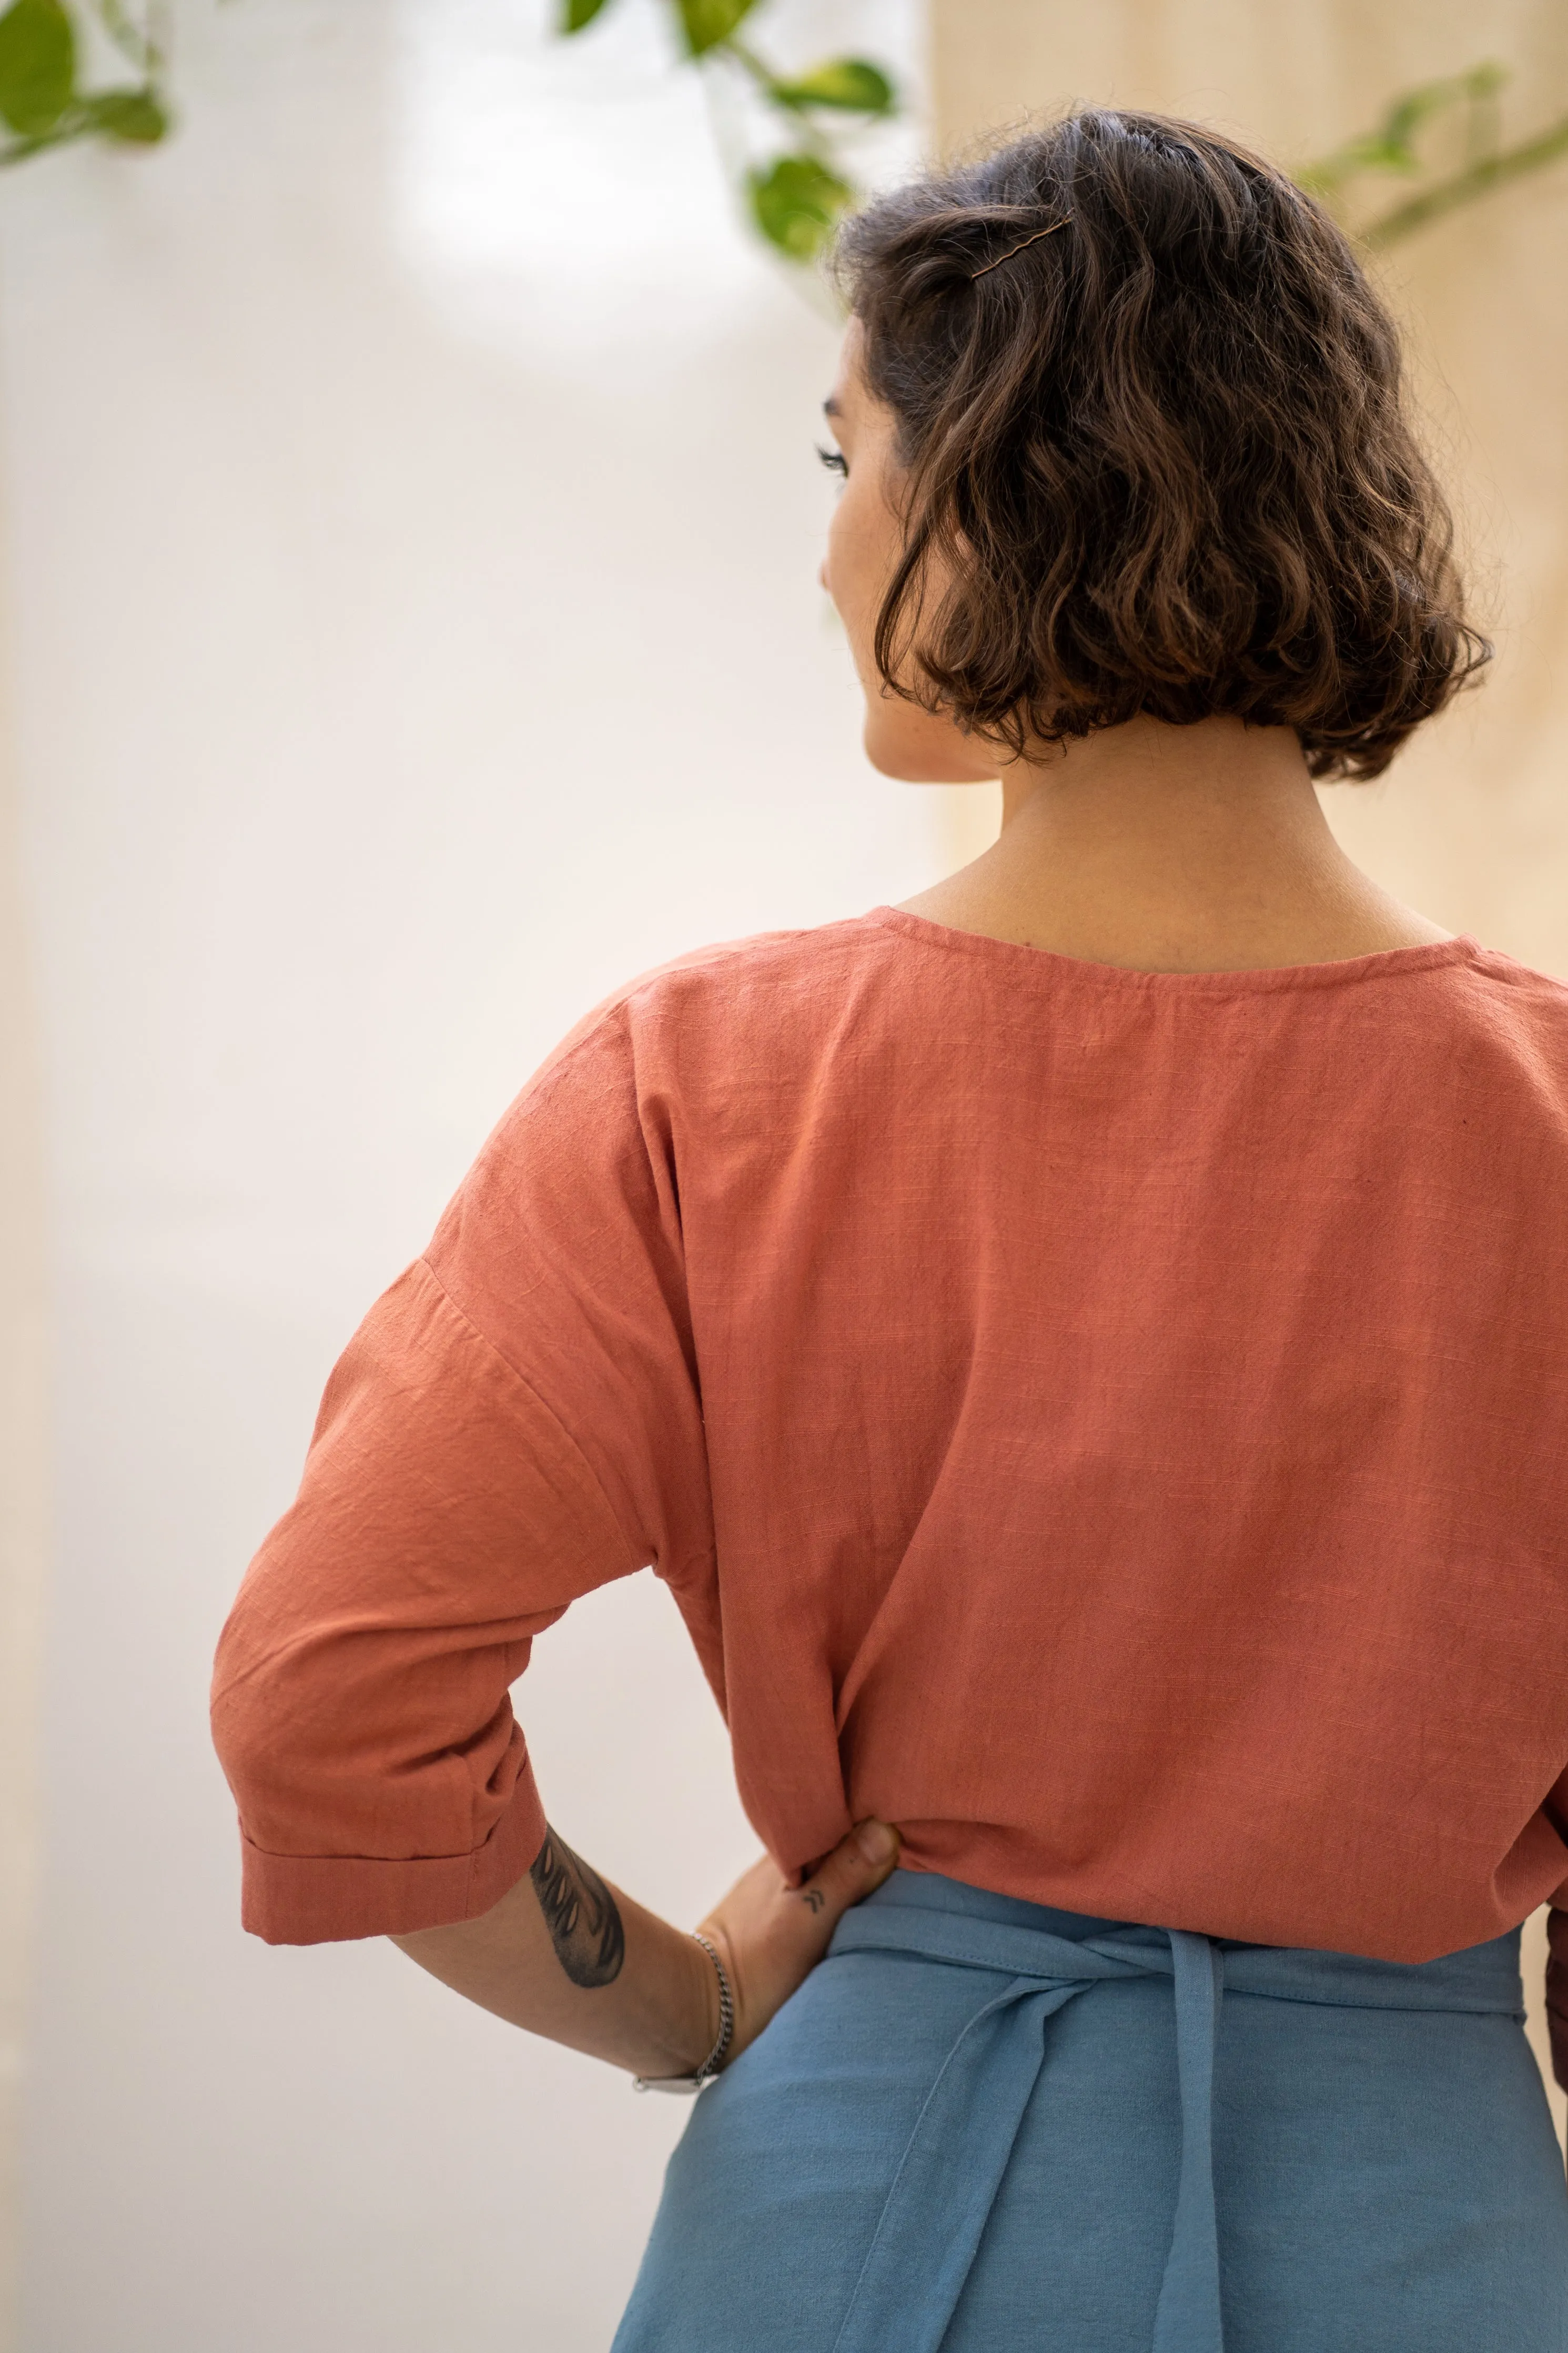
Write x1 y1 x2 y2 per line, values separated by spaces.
392 1826 717 2079
391 1816 902 2078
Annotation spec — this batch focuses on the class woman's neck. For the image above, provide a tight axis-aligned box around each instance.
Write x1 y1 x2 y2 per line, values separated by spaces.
899 715 1450 974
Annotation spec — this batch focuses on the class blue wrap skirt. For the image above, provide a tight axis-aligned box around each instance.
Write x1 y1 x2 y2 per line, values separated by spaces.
612 1870 1568 2352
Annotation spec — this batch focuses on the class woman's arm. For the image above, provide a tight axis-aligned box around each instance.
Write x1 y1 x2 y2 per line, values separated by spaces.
392 1818 902 2078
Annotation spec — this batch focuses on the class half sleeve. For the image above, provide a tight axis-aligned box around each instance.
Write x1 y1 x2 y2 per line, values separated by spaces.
211 999 713 1943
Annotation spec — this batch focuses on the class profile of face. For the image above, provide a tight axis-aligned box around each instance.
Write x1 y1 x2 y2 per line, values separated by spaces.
819 321 1001 788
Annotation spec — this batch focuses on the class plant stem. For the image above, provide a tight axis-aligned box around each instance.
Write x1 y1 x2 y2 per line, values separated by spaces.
722 36 773 92
0 118 93 167
1364 113 1568 245
714 35 829 160
94 0 162 76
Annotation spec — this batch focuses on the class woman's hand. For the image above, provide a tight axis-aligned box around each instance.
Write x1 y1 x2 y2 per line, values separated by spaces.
697 1818 902 2069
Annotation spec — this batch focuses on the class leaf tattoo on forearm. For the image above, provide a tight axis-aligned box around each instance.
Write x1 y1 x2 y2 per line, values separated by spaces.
529 1827 626 1988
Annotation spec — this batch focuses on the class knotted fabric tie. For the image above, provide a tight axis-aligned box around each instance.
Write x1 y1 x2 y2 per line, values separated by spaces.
823 1908 1229 2353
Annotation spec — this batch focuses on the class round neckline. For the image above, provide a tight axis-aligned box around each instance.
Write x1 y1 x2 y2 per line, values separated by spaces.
863 905 1483 994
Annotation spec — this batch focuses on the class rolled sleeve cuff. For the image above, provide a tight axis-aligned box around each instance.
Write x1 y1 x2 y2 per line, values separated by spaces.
237 1763 549 1946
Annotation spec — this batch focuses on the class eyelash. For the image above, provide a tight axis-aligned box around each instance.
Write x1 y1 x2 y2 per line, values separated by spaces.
816 444 848 477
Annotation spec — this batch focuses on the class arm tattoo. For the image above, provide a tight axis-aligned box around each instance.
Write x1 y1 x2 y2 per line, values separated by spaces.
529 1827 626 1989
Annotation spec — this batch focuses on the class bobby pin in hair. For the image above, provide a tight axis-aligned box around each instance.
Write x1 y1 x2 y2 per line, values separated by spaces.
970 215 1074 280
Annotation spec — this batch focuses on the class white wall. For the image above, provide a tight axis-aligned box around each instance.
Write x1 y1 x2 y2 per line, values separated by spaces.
3 4 940 2346
0 633 48 2353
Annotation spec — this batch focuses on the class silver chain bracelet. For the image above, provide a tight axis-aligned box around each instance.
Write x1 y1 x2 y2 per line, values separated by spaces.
633 1930 735 2094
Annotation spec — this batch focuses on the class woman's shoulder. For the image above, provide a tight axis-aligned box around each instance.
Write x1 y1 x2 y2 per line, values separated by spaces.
617 910 907 1011
1462 941 1568 1008
541 912 913 1071
1451 942 1568 1064
449 914 926 1214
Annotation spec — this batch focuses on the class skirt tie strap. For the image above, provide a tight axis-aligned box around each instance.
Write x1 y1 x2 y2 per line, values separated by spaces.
824 1908 1227 2353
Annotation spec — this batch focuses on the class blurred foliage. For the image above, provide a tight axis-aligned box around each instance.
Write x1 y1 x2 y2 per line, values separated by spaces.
562 6 1568 270
1302 61 1568 247
0 0 1559 271
560 0 893 262
751 153 852 258
0 0 167 165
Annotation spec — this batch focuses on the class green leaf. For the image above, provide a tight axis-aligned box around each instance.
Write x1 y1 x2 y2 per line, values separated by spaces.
676 0 756 59
1350 132 1422 176
768 57 894 116
1299 61 1513 197
1382 66 1498 148
748 153 853 260
83 85 167 143
560 0 612 29
0 0 75 139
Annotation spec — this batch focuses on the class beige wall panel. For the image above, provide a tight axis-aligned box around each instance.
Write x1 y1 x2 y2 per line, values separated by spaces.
934 0 1568 2147
932 0 1568 978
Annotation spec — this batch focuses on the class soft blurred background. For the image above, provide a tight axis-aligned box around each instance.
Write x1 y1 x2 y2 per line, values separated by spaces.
0 2 1564 2347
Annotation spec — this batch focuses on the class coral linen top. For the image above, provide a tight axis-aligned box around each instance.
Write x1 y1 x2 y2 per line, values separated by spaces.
211 909 1568 1972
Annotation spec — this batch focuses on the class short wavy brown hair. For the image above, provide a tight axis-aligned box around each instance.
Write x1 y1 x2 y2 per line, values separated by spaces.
834 110 1489 778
